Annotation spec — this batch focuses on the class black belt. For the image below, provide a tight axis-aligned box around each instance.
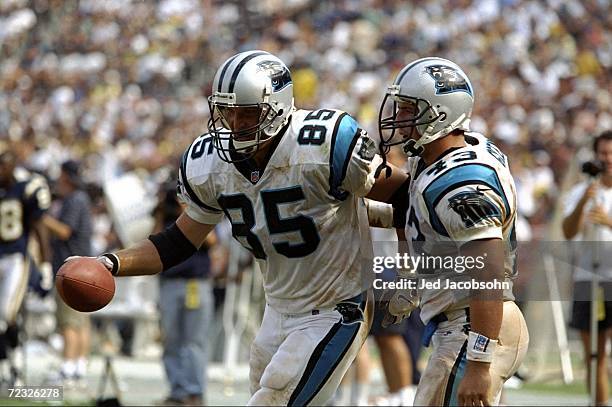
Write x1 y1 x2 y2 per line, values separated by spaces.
422 308 470 347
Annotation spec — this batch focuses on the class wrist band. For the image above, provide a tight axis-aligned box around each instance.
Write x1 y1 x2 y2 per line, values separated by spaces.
365 199 394 228
100 253 120 276
467 331 498 363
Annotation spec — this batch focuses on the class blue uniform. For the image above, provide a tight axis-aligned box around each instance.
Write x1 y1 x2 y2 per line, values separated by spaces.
0 169 50 255
0 169 50 329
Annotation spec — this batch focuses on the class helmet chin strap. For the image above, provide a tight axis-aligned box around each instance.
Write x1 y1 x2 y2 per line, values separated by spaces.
402 139 424 157
233 130 275 154
233 138 259 151
402 113 468 157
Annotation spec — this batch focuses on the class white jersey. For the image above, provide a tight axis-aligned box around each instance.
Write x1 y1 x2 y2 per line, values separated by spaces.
563 181 612 281
404 132 518 324
177 109 381 313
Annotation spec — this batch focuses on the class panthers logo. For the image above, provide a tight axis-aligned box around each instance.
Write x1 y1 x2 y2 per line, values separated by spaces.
426 65 473 96
256 60 292 92
447 189 499 228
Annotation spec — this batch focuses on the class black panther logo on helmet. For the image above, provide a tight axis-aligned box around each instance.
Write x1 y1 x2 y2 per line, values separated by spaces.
425 65 473 97
256 60 292 92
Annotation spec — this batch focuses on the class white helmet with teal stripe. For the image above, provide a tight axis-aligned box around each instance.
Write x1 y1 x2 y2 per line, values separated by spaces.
207 50 295 162
378 57 474 157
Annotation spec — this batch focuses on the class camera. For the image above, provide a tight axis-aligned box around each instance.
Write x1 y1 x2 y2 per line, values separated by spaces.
581 160 605 177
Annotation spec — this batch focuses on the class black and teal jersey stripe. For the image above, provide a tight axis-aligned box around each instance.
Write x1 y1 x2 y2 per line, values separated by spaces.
328 113 361 200
422 163 510 237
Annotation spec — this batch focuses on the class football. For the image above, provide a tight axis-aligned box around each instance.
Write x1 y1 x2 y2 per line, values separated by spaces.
56 257 115 312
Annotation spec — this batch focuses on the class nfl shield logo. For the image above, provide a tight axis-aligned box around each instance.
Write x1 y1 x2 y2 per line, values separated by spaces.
251 171 260 183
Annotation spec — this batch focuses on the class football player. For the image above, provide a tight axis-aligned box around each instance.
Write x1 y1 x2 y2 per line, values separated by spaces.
0 141 52 351
66 50 409 405
378 57 529 406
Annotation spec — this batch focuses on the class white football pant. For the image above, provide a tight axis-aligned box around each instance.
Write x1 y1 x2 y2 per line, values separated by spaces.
0 253 28 333
415 301 529 406
248 291 373 406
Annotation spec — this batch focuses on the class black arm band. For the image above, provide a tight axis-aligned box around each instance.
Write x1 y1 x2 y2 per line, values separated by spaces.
148 223 197 271
389 175 411 229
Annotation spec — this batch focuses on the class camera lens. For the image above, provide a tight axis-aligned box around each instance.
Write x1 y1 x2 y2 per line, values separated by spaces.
581 160 605 177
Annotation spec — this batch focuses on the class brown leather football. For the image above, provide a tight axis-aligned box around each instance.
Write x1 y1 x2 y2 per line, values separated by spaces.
56 257 115 312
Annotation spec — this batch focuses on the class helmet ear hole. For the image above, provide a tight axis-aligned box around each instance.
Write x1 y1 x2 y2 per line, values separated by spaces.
439 112 447 122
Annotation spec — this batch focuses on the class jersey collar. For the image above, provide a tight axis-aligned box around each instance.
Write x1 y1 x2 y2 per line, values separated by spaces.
415 146 464 180
230 117 292 185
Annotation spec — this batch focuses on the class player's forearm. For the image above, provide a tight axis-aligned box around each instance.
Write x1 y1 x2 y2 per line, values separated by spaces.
466 298 502 374
365 163 409 203
467 260 503 371
111 213 216 277
463 239 504 339
114 239 163 277
469 298 502 341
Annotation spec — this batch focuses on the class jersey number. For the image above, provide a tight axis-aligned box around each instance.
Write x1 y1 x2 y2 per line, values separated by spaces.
0 200 23 241
297 125 326 145
191 137 214 159
218 186 320 259
297 109 335 145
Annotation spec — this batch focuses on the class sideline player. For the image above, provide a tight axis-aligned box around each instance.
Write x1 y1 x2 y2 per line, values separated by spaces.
378 57 529 405
0 142 52 367
65 50 409 405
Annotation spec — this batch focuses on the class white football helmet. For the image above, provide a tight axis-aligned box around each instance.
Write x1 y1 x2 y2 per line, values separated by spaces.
378 57 474 157
208 50 295 162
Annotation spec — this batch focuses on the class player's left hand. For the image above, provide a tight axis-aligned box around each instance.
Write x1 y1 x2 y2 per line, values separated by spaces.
457 361 491 406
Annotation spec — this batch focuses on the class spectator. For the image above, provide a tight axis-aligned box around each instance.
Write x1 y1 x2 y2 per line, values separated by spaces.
43 160 93 385
153 180 215 406
562 130 612 406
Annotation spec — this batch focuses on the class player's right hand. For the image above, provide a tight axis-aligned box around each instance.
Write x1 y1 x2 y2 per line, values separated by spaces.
457 361 492 406
64 256 113 273
381 285 419 327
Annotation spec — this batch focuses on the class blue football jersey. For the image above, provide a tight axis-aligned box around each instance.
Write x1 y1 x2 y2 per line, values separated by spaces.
0 169 51 255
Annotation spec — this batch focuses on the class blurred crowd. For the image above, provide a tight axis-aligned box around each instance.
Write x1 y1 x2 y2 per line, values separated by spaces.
0 1 610 402
1 0 610 241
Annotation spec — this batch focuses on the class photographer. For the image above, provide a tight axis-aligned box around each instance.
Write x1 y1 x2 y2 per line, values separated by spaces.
562 130 612 405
